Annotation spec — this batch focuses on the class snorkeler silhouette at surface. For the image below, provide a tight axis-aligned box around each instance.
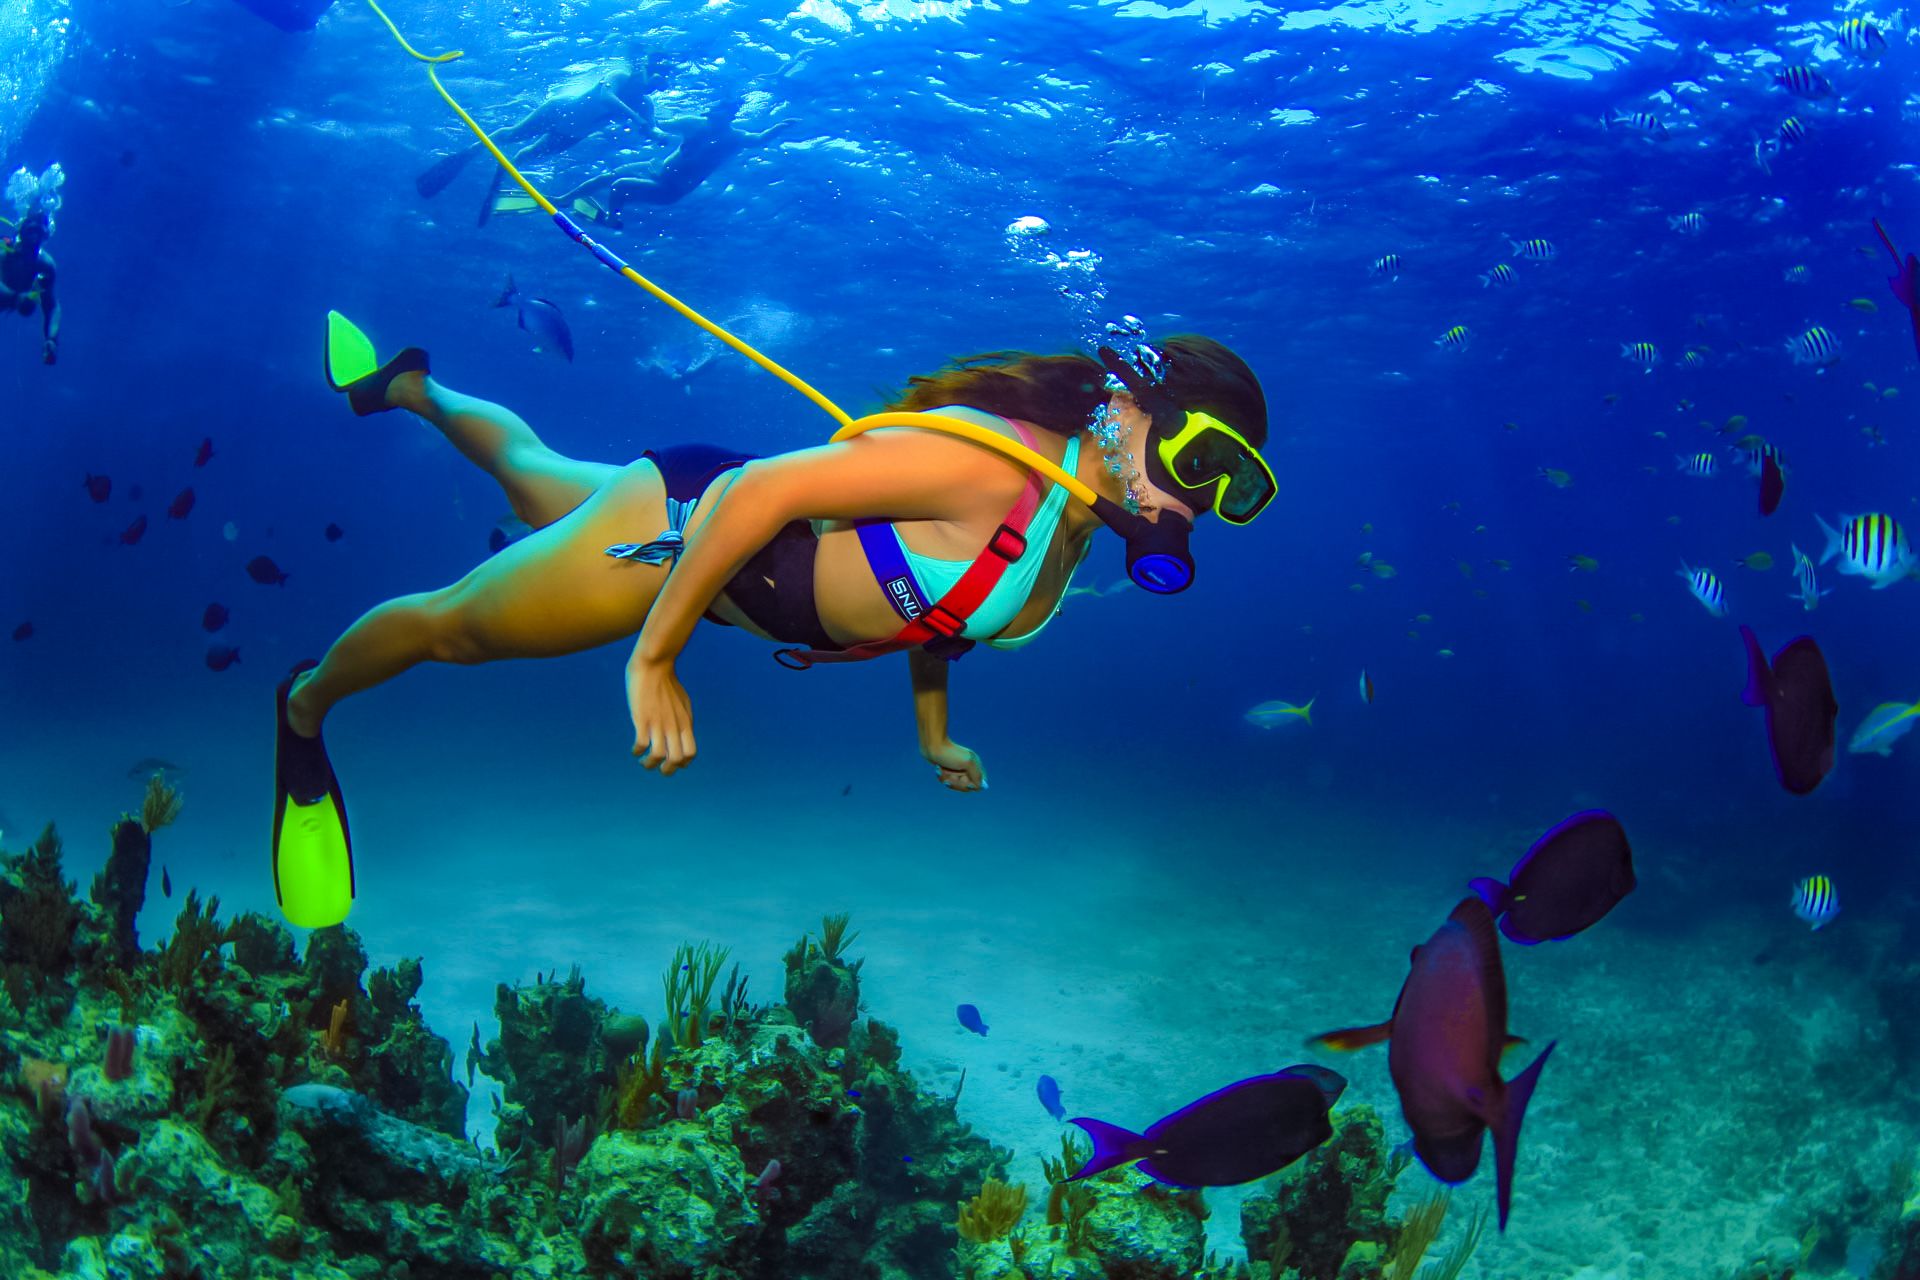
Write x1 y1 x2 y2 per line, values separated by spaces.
552 97 798 224
415 44 675 208
1 213 60 366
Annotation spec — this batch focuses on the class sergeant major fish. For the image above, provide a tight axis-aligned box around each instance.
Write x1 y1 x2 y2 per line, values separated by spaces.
1816 512 1915 588
1678 561 1727 616
1788 544 1828 610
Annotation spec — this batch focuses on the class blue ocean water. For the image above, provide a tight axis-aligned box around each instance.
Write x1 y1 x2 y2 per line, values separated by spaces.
2 0 1918 1272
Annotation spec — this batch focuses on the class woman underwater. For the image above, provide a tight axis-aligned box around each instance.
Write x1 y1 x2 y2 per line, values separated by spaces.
271 313 1274 926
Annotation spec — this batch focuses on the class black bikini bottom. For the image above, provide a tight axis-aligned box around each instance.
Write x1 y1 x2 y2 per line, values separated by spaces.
642 445 837 651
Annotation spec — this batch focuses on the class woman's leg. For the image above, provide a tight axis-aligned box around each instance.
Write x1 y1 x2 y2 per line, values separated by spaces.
386 370 617 529
285 458 671 736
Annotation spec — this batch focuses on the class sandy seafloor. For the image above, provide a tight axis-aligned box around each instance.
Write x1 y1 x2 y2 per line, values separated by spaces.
4 649 1916 1280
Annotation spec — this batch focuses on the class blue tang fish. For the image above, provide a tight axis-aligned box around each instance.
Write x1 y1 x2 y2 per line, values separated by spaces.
1036 1075 1065 1121
956 1004 988 1036
1067 1064 1345 1188
494 275 575 363
1470 810 1636 945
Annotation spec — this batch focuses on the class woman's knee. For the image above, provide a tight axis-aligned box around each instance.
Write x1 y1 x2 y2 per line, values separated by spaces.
420 589 494 665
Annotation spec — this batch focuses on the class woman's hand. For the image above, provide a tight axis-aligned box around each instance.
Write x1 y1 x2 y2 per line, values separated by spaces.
922 738 988 793
629 657 696 775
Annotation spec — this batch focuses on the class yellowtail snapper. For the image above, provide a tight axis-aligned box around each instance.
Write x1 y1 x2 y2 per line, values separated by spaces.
1816 512 1915 588
1791 875 1839 930
1245 699 1314 728
1678 561 1727 616
1847 700 1920 757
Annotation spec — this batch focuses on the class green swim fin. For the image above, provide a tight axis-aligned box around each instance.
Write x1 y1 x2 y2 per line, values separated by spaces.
273 662 355 928
324 310 431 416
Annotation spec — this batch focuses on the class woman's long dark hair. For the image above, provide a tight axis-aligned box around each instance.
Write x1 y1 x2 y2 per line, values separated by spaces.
885 335 1268 447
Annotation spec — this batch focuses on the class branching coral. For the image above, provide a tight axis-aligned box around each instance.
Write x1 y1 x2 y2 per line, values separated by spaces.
139 772 183 834
957 1177 1027 1242
1387 1193 1449 1280
662 941 729 1049
194 1043 236 1132
1422 1203 1485 1280
606 1034 674 1130
817 911 858 963
152 891 224 993
0 825 78 977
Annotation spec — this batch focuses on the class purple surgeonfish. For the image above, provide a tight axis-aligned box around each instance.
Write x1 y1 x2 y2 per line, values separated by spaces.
1470 810 1636 945
1310 898 1554 1231
1739 625 1837 795
1067 1064 1346 1189
1759 452 1784 517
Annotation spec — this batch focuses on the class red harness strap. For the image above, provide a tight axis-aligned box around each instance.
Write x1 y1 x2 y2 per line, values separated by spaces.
773 419 1048 669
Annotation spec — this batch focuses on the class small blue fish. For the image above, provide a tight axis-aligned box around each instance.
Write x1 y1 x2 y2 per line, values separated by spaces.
956 1004 989 1036
494 274 575 363
1036 1074 1065 1121
1791 875 1839 930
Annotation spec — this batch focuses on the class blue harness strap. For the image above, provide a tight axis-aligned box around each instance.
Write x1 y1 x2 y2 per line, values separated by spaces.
856 519 932 624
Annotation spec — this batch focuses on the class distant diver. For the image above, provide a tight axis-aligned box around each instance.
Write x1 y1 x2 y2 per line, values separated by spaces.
228 0 337 33
549 97 797 225
2 165 65 367
270 310 1274 927
413 43 675 218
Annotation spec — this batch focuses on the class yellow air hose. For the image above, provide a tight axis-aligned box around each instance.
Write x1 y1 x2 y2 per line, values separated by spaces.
363 1 1103 506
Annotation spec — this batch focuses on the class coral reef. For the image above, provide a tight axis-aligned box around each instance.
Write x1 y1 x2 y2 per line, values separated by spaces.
784 912 863 1049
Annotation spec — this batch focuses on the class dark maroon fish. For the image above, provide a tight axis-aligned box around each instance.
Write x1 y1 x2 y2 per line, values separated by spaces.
245 556 289 586
194 437 215 467
1739 625 1837 795
1874 218 1920 360
119 515 148 546
83 473 110 503
1067 1064 1345 1188
324 522 345 543
1471 810 1635 945
1311 898 1554 1231
204 644 241 672
202 603 229 633
1759 453 1784 517
167 487 195 520
10 621 31 641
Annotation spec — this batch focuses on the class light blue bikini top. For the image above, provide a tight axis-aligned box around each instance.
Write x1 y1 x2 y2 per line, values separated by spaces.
891 420 1084 649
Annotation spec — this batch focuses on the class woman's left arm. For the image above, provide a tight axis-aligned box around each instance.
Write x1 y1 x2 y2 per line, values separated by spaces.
910 647 986 792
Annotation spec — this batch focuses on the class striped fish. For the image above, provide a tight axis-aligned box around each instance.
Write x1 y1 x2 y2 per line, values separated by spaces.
1677 561 1728 616
1782 264 1810 284
1371 253 1404 278
1680 349 1706 370
1789 543 1828 610
1621 341 1660 368
1791 875 1839 930
1511 237 1558 261
1435 324 1472 351
1736 438 1783 475
1775 65 1834 99
1789 325 1841 365
1676 452 1716 478
1778 116 1808 145
1838 18 1888 58
1480 263 1516 288
1607 110 1667 137
1817 512 1916 588
1668 212 1706 235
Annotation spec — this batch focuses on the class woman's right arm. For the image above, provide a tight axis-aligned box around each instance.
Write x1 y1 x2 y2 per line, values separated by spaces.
627 432 1004 774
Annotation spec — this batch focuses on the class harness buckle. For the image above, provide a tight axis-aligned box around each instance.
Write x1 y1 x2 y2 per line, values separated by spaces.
987 523 1028 562
921 605 965 639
